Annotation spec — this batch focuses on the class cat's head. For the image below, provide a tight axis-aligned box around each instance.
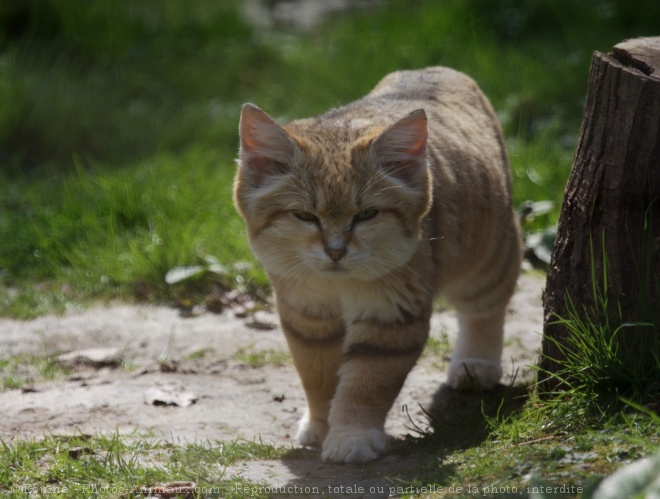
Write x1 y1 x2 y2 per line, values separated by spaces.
234 104 432 282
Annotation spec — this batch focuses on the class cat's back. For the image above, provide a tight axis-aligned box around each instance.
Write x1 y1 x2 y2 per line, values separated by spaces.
333 67 496 125
324 67 509 186
367 66 481 105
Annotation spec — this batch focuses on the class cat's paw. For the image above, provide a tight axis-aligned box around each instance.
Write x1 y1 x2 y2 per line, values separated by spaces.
321 427 388 463
296 413 328 447
447 357 502 391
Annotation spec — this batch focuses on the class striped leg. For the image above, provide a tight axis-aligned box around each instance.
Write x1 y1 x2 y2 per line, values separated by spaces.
277 296 344 447
321 310 429 463
445 224 520 391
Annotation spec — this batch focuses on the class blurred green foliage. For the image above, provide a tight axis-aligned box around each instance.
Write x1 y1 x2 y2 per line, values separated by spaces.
0 0 264 171
0 0 659 316
3 0 659 173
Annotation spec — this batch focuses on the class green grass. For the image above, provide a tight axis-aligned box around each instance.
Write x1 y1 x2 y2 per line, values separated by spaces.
1 148 259 317
540 228 660 422
389 385 660 498
233 346 291 368
0 353 70 391
0 433 282 498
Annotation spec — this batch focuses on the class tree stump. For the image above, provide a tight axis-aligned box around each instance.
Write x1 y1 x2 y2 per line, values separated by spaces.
539 37 660 391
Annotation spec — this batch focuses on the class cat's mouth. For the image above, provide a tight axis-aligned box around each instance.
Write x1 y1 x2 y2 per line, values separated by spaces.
321 263 349 274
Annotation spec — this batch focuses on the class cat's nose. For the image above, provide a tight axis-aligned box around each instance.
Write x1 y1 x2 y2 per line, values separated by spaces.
324 245 347 262
324 236 347 261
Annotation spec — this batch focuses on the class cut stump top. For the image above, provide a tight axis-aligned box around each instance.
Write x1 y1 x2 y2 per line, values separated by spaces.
611 37 660 81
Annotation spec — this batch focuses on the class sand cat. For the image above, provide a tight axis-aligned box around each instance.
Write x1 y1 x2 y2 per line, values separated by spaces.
234 67 521 463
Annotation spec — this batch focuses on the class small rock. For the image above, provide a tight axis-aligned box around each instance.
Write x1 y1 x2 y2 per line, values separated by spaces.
58 348 121 368
144 385 198 407
67 446 94 459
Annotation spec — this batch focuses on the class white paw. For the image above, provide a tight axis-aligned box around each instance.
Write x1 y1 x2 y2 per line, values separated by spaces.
296 413 328 447
321 427 388 463
447 357 502 391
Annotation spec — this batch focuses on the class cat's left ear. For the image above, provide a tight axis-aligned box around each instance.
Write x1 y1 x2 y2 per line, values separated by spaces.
371 109 428 186
239 103 296 188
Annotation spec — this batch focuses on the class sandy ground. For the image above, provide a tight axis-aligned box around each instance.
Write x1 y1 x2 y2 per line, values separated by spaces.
0 272 544 497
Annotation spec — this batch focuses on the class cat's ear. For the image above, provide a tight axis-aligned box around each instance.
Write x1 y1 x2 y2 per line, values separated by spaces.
238 103 295 187
371 109 428 185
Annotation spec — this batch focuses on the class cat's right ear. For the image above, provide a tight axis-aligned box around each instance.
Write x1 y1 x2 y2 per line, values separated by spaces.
238 103 295 188
370 109 429 189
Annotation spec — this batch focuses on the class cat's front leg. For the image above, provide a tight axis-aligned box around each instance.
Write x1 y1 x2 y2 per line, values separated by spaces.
322 308 429 463
276 294 344 447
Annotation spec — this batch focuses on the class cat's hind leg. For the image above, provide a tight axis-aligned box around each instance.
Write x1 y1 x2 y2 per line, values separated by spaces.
445 233 520 391
446 309 505 390
444 218 521 390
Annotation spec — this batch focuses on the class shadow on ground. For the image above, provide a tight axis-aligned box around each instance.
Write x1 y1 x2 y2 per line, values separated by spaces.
271 383 530 498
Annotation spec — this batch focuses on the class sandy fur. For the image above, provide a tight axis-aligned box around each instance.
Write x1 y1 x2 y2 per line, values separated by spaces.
234 67 521 463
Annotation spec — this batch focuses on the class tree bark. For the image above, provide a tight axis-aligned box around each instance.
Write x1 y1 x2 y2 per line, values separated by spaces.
539 37 660 390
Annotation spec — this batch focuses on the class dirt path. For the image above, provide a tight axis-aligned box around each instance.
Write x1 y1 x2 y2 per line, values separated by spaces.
0 273 544 497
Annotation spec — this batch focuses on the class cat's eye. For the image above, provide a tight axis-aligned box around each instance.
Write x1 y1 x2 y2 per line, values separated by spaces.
354 209 379 222
293 211 318 222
